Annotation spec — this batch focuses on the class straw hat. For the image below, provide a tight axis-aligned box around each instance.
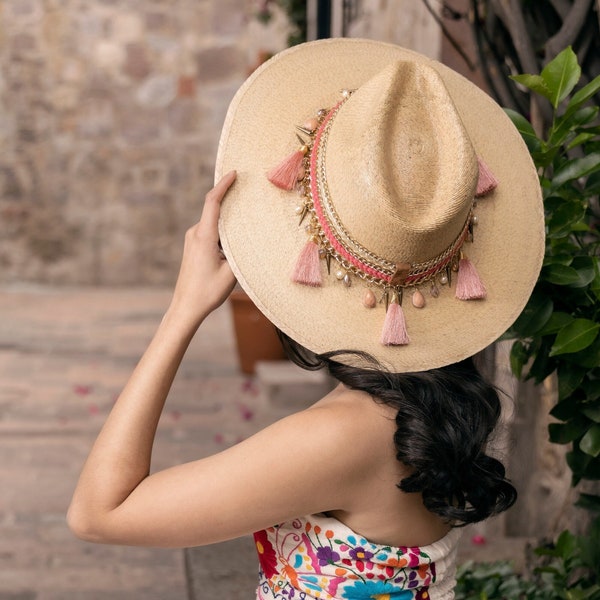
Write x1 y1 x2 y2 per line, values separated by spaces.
216 38 544 372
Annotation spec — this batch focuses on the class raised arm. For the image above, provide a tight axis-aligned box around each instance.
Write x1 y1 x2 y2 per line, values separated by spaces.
67 171 380 548
67 172 239 541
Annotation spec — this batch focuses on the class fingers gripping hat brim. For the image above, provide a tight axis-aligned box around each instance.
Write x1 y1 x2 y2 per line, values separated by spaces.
216 38 544 373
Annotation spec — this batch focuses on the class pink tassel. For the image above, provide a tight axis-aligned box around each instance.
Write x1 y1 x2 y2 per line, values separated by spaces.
380 296 410 346
267 150 305 190
291 239 322 286
475 157 498 196
456 257 486 300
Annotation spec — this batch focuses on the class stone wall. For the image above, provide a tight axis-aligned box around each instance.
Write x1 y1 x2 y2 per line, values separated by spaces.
0 0 289 284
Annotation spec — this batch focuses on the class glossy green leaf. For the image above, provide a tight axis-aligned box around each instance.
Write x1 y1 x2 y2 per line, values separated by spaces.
565 74 600 117
570 256 597 288
580 424 600 457
567 132 597 150
563 336 600 369
558 364 586 401
543 253 574 268
551 399 580 421
586 171 600 196
550 319 600 356
550 106 599 146
592 274 600 302
504 108 542 152
511 292 553 336
583 404 600 423
549 418 589 444
582 379 600 403
547 201 586 238
539 312 573 335
543 264 583 285
552 153 600 188
540 46 581 108
567 449 591 484
527 338 556 383
510 340 529 379
510 73 552 100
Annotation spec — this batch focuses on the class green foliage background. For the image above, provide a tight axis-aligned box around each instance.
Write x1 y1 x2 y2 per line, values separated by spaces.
505 48 600 506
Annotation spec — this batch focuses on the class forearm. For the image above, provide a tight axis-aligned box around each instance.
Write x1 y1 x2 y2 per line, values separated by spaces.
68 307 203 532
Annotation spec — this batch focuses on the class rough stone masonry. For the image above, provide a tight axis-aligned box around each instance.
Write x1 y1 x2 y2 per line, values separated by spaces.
0 0 289 285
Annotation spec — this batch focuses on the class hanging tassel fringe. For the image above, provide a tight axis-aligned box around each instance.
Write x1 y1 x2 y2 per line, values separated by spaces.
267 150 305 190
380 296 410 346
291 238 322 287
456 257 486 300
475 157 498 197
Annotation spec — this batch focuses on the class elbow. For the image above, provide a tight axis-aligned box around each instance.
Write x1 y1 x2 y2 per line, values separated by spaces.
67 503 110 543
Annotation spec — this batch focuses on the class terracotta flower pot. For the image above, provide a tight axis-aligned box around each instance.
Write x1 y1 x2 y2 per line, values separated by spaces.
229 289 287 374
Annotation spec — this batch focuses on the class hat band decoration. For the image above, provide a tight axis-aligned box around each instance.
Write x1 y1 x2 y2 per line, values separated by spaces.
267 89 498 347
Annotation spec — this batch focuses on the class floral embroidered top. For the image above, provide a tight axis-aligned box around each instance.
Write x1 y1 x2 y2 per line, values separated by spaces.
254 513 461 600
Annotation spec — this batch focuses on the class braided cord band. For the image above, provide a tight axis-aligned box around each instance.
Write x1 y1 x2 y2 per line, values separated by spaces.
307 101 471 289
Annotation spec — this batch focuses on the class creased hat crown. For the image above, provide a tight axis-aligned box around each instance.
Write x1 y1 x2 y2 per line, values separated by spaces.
327 61 479 264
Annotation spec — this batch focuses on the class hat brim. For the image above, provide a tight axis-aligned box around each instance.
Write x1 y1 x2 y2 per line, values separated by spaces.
216 38 544 373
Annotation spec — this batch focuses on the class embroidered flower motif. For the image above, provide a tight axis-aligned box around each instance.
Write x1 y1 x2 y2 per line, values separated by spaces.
350 547 375 561
255 516 441 600
316 546 341 566
254 529 279 579
341 579 414 598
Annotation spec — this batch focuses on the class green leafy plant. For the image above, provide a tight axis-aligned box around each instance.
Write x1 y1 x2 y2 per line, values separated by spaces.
505 47 600 506
455 517 600 599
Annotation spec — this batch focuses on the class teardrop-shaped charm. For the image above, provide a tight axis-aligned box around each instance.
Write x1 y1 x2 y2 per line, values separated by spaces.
343 274 351 287
430 283 440 298
412 289 426 309
363 290 376 308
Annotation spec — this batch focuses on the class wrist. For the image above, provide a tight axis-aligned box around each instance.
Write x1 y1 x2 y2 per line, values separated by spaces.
162 302 207 337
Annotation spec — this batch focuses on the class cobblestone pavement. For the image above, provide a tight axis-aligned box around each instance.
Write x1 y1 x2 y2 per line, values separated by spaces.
0 285 526 599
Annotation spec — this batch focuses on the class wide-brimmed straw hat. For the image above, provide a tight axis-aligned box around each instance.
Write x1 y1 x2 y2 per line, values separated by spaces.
216 38 544 372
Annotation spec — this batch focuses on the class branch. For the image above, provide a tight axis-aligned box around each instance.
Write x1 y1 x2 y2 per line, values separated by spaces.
493 0 540 74
421 0 478 71
546 0 593 60
492 0 553 127
548 0 572 19
470 0 529 112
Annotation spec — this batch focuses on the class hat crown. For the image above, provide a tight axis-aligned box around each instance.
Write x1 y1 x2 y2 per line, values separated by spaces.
325 61 479 264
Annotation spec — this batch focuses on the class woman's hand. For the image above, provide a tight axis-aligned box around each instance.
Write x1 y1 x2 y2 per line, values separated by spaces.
167 171 237 328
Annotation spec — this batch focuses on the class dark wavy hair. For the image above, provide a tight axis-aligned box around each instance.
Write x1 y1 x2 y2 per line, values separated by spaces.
276 330 517 526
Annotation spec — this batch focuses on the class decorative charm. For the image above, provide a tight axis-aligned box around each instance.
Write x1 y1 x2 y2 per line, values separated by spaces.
265 88 498 347
267 146 308 190
291 238 322 286
412 289 426 309
456 253 487 300
390 262 411 287
363 290 377 308
380 291 410 346
475 157 499 196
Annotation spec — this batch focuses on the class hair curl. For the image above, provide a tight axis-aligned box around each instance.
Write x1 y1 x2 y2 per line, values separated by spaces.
276 330 517 525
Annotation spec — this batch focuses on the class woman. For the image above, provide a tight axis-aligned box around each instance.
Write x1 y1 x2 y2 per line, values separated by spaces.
69 39 544 599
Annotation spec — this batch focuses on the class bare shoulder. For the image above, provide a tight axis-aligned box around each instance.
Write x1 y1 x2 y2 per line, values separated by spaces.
296 385 399 467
